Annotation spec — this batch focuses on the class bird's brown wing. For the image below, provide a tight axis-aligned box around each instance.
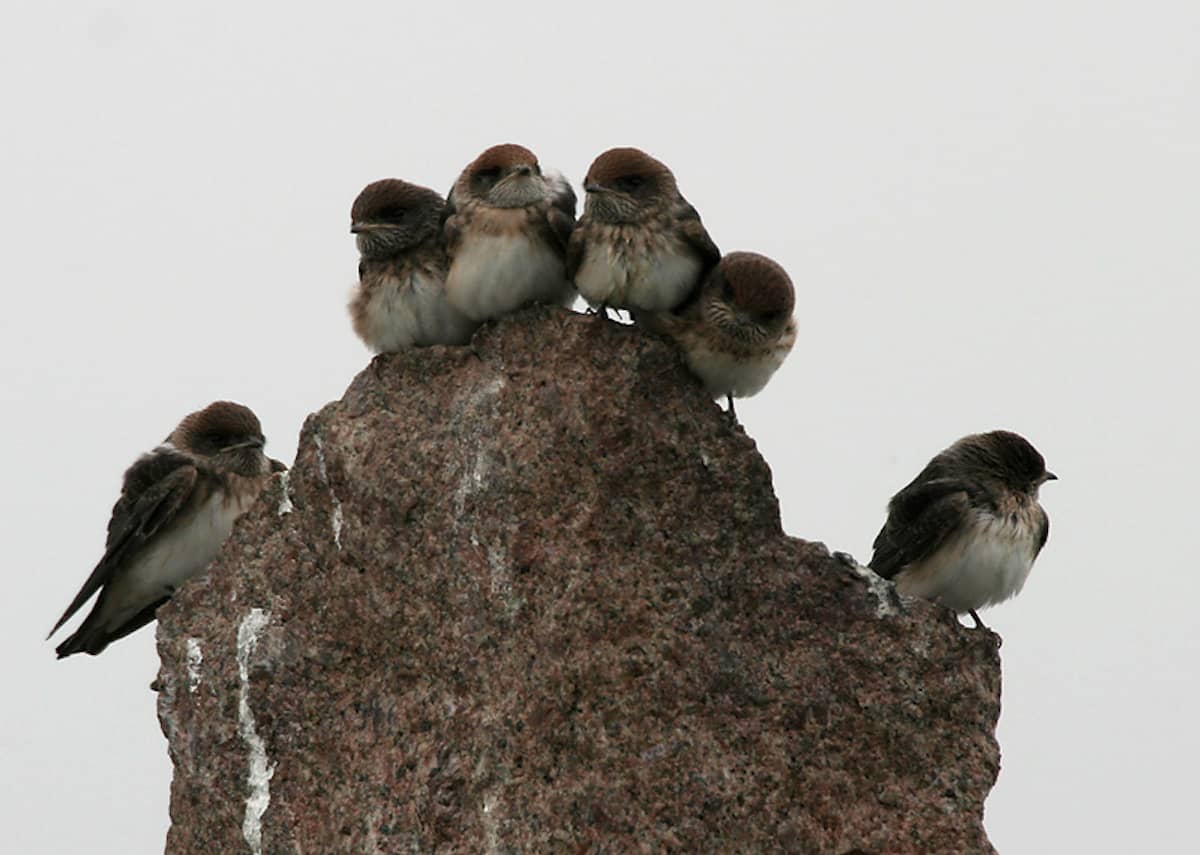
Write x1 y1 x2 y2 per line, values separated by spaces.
48 450 201 639
675 200 721 272
1034 506 1050 557
868 477 973 580
564 220 588 281
537 176 578 258
441 188 464 256
658 201 721 314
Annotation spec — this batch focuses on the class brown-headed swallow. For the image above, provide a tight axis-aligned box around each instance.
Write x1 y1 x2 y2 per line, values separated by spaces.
642 251 796 420
49 402 286 658
869 430 1056 629
567 147 720 318
349 178 478 351
443 143 577 322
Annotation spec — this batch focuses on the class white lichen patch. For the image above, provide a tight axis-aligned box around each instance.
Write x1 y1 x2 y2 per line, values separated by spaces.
481 792 500 855
451 377 507 520
237 608 276 855
487 544 522 618
311 431 343 550
275 470 294 516
846 557 901 618
185 637 203 694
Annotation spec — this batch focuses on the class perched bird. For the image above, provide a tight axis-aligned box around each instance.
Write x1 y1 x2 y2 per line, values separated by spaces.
348 178 478 350
868 430 1056 629
443 143 576 322
642 251 796 419
49 402 285 658
567 147 719 317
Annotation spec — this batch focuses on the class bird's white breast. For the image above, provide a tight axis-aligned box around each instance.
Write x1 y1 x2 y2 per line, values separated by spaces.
96 489 247 632
355 269 476 350
446 233 571 322
895 509 1040 613
683 338 791 399
575 236 702 311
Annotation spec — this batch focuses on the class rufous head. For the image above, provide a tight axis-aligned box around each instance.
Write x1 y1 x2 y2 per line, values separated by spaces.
454 143 549 209
582 147 678 223
944 431 1057 494
170 402 278 477
350 179 445 260
702 252 795 343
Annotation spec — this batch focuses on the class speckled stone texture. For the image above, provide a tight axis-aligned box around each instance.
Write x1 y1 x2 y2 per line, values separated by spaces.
156 306 1001 854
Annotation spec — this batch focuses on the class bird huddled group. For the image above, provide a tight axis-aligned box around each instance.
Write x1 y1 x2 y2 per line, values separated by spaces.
348 143 796 418
48 143 1056 659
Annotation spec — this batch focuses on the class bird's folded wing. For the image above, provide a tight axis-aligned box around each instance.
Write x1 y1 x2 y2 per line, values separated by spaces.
869 478 973 579
48 456 201 638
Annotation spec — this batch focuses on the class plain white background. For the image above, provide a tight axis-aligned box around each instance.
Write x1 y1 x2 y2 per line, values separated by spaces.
3 2 1196 852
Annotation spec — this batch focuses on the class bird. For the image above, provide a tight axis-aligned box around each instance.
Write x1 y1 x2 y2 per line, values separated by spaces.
348 178 478 351
641 251 796 420
49 402 286 658
567 147 719 318
868 430 1057 629
442 143 577 322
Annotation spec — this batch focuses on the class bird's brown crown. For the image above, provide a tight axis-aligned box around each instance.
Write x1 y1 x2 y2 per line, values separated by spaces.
173 402 264 455
351 179 443 225
946 431 1051 489
717 252 795 318
467 144 539 175
585 147 672 187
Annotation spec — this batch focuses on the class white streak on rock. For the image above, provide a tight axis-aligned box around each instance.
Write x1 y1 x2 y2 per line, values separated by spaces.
275 470 294 516
237 608 276 854
481 792 500 855
311 432 343 550
843 555 900 618
185 638 203 693
452 377 506 521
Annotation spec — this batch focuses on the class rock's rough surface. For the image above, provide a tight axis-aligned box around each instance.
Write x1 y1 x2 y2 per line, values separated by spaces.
156 306 1001 854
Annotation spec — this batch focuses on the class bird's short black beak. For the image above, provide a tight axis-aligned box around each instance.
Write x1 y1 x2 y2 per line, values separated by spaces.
270 458 288 473
584 180 603 194
1045 471 1058 481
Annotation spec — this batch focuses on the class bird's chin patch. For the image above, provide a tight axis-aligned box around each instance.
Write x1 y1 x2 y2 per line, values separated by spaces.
586 194 642 224
488 178 545 209
358 230 413 259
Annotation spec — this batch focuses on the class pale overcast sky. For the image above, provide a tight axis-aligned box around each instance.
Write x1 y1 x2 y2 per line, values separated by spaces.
3 2 1197 852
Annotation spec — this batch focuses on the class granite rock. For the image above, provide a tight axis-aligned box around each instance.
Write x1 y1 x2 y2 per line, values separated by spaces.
156 306 1001 854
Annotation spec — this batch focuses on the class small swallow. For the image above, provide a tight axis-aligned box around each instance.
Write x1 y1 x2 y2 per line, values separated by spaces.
348 178 478 351
567 147 719 318
869 430 1056 629
443 143 577 322
49 402 285 658
642 251 796 420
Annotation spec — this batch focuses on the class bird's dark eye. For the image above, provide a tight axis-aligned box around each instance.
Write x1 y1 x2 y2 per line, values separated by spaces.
376 206 407 223
201 432 231 452
475 166 501 182
721 281 735 302
616 175 646 193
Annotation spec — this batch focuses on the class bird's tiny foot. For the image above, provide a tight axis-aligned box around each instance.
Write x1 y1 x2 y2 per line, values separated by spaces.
723 395 740 426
